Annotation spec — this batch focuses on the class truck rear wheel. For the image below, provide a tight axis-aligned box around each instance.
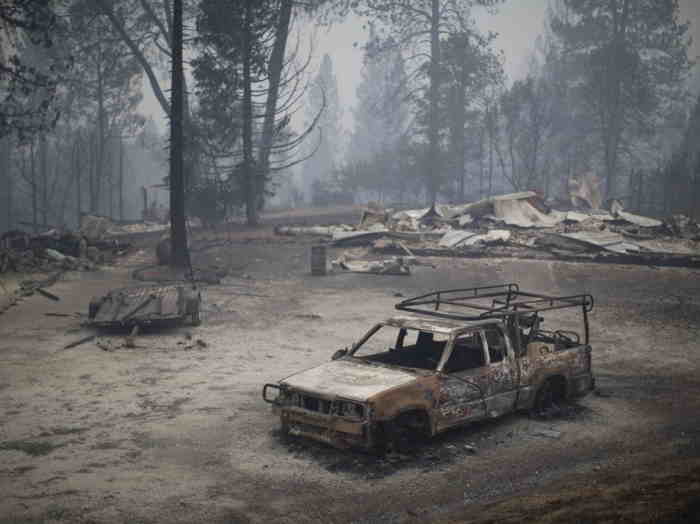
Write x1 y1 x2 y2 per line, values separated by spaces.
533 376 567 417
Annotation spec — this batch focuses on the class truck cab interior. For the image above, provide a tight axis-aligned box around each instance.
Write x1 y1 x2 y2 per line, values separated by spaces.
354 327 446 370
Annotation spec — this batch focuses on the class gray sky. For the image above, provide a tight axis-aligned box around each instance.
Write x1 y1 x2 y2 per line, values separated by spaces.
138 0 700 134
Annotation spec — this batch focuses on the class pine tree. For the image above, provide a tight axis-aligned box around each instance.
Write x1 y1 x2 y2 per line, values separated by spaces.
169 0 187 268
345 34 410 202
304 53 342 199
550 0 692 199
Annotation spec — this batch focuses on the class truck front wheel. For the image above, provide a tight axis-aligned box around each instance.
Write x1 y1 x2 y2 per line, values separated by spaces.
386 411 430 454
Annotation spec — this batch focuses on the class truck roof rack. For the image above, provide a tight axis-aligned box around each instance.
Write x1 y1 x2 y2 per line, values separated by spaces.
395 283 593 322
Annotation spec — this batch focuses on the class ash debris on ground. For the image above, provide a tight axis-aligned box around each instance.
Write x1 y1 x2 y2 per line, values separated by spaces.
275 403 593 480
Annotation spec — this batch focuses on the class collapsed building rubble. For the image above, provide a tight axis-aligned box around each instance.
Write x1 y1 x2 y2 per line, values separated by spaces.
0 218 142 315
80 214 165 241
274 191 700 268
0 245 96 274
0 215 141 276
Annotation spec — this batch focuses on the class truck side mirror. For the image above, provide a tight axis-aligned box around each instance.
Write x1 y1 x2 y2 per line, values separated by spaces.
332 348 348 360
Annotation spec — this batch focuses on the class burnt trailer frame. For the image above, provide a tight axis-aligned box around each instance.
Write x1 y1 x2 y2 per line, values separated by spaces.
87 284 201 328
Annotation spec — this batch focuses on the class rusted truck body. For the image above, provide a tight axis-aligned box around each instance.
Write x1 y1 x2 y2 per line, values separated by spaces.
263 284 594 451
87 285 201 327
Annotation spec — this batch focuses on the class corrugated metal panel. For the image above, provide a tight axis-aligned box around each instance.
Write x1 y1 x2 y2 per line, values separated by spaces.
556 232 642 254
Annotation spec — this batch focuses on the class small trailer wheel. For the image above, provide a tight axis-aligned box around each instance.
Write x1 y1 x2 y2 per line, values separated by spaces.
191 306 201 326
88 298 101 320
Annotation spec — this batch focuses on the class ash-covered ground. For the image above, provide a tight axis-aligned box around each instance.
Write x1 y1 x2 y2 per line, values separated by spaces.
1 220 699 523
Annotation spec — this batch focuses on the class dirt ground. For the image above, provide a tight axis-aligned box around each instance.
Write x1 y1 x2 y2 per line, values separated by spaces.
1 222 699 523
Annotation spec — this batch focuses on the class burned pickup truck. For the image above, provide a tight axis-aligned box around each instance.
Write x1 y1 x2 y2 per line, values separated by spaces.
263 284 594 451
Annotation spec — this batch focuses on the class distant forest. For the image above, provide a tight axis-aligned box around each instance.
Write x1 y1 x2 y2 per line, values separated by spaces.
1 0 699 233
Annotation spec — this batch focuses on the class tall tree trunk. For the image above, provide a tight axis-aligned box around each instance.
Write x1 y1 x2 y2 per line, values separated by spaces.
97 0 196 190
30 140 37 234
451 81 466 202
96 55 105 215
508 130 517 189
40 134 48 227
488 106 494 198
53 137 67 225
256 0 293 210
108 141 114 219
1 138 11 231
427 0 440 206
169 0 187 267
119 135 124 221
107 151 114 220
603 118 620 199
693 159 700 220
88 133 95 214
601 0 629 200
242 0 257 226
75 135 82 228
479 127 485 199
635 169 643 212
58 140 73 227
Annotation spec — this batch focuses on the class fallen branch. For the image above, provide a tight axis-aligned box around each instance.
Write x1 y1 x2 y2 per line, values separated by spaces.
37 288 60 301
63 334 95 350
96 341 112 352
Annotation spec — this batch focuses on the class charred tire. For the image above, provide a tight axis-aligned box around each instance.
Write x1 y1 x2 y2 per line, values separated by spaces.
533 376 567 417
88 298 101 320
187 296 201 326
191 305 201 326
387 411 430 454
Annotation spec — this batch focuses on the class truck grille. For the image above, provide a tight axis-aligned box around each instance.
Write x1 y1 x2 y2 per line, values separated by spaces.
292 393 332 415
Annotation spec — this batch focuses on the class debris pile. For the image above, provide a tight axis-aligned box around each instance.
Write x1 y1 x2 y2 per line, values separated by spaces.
275 191 700 268
331 256 412 276
0 216 139 276
1 271 66 315
80 214 165 240
0 245 96 274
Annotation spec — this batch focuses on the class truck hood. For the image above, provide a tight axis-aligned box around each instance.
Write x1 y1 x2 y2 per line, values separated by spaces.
281 359 416 402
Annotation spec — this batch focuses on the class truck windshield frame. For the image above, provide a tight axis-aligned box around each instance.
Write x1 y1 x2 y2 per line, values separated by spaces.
350 324 451 371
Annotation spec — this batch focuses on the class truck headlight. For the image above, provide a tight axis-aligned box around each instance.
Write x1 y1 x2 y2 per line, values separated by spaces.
262 384 289 405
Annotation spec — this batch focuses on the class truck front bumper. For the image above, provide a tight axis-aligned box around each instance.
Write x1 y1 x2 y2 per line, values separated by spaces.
279 407 374 450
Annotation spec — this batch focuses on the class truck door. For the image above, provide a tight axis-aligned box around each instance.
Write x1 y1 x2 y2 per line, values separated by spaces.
482 326 518 417
436 331 489 430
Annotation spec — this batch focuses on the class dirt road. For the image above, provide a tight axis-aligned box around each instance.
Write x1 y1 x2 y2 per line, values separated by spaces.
1 233 699 523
